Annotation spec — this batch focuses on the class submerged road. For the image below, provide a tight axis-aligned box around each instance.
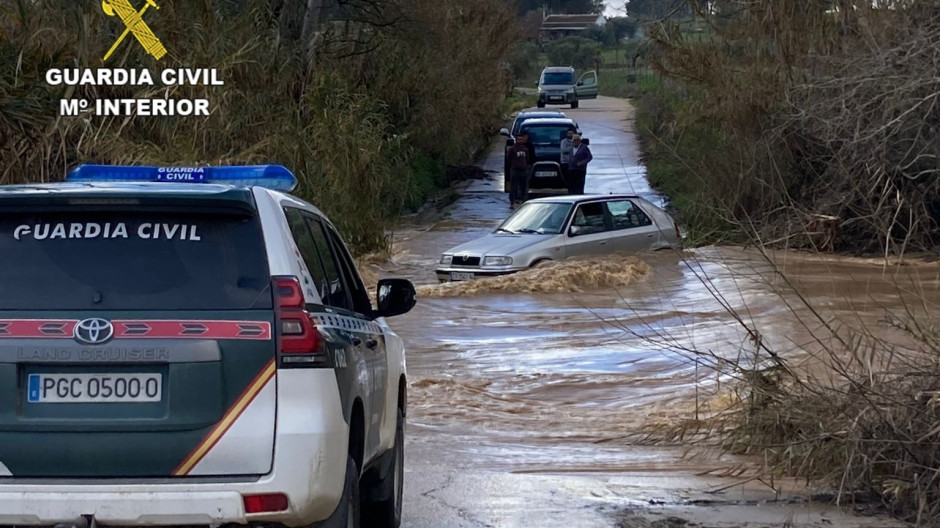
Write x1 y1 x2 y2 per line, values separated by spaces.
371 96 928 527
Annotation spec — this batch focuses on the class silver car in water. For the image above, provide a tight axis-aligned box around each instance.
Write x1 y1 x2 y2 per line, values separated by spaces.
435 194 681 282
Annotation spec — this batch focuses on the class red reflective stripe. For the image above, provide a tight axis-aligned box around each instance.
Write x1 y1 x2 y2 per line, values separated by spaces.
173 359 276 475
112 320 271 340
0 319 270 340
0 320 77 338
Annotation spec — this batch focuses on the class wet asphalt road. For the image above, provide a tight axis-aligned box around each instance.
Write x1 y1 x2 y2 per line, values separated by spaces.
388 96 917 528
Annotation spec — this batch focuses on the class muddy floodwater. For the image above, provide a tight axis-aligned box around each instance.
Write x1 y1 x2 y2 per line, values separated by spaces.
370 96 936 527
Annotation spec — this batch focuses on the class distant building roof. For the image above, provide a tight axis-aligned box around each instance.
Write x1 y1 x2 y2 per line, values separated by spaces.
541 14 606 31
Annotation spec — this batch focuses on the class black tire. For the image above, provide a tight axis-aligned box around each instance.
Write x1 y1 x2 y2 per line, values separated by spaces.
536 100 545 108
363 410 404 528
322 456 360 528
503 161 511 193
571 100 579 109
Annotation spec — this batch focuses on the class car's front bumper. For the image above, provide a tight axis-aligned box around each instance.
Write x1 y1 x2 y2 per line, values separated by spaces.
435 267 520 282
529 163 567 190
538 93 575 104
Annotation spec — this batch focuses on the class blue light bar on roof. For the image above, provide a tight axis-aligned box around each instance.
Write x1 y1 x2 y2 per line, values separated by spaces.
66 164 298 192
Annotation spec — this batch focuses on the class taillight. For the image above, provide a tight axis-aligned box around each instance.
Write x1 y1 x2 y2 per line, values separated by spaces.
243 493 289 513
273 276 328 367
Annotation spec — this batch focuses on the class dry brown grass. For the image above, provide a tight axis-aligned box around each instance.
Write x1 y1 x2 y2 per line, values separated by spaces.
0 0 517 253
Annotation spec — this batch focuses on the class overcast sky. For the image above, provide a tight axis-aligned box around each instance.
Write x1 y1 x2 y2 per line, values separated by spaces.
604 2 626 17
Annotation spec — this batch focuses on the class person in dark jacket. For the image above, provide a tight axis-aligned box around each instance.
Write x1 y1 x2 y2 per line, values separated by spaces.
507 131 532 207
567 134 592 195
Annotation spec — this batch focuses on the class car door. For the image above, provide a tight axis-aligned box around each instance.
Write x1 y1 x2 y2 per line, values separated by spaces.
575 71 599 100
603 199 662 252
284 208 376 455
315 219 388 463
564 201 613 257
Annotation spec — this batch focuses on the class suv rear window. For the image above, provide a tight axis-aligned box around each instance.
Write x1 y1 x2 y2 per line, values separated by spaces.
0 210 272 310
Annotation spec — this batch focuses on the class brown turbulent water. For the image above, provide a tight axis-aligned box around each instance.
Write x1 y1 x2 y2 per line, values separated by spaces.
365 98 940 479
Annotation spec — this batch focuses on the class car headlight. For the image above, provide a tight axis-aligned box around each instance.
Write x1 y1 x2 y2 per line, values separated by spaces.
440 255 453 266
483 256 512 267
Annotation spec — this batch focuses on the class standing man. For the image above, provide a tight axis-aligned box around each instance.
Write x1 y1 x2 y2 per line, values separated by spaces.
507 131 531 207
567 134 592 195
559 129 575 192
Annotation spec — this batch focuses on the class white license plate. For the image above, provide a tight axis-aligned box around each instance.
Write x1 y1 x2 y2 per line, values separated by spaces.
450 272 475 281
27 373 162 403
535 171 555 177
549 96 563 101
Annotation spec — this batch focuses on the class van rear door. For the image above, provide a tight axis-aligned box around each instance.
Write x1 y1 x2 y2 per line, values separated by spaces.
0 200 276 478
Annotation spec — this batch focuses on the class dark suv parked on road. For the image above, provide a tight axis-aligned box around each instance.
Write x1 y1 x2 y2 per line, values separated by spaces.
502 117 581 193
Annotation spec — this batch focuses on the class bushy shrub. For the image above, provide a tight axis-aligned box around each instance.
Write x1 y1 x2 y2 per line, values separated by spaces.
544 36 600 70
0 0 516 253
507 41 540 80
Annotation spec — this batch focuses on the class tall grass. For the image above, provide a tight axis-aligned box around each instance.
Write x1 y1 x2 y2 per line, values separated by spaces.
0 0 516 253
619 2 940 524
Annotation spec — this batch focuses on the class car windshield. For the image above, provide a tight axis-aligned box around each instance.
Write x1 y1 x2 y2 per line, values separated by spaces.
541 72 574 85
512 114 562 134
497 202 572 235
521 125 573 146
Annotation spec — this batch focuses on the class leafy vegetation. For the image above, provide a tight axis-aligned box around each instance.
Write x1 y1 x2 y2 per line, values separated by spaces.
0 0 517 253
544 36 601 70
627 2 940 525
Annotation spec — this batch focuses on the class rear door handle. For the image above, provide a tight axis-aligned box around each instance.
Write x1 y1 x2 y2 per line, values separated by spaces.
365 338 378 350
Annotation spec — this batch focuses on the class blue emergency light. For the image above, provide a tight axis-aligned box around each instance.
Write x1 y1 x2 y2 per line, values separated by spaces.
66 164 298 192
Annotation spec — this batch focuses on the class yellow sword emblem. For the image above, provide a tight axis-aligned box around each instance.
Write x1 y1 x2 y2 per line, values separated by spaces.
102 0 167 62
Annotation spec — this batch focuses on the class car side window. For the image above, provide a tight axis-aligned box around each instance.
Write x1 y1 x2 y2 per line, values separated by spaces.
571 202 608 235
606 200 652 230
301 213 354 312
320 223 373 317
284 208 333 304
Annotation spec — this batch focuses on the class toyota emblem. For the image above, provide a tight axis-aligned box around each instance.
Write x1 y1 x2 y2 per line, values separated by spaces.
74 318 115 345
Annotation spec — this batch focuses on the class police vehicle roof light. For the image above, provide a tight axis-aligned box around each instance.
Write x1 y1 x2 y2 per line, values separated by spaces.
66 164 298 192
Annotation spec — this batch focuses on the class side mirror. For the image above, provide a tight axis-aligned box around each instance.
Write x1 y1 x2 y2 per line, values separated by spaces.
376 278 416 318
576 81 584 86
535 81 540 87
582 138 590 146
568 225 582 237
499 127 510 137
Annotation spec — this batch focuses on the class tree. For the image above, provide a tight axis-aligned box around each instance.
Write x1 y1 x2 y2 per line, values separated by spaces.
606 16 637 40
510 0 605 15
625 0 690 20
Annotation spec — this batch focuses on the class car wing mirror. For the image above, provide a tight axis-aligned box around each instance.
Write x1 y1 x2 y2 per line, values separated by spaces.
582 138 590 146
576 81 584 86
376 278 417 318
568 225 582 237
499 127 510 137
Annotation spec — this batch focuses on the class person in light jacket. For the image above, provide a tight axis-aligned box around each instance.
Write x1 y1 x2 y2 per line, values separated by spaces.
567 134 592 195
559 129 575 191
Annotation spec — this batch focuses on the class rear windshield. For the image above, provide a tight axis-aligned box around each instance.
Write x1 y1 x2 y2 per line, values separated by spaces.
0 210 272 311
